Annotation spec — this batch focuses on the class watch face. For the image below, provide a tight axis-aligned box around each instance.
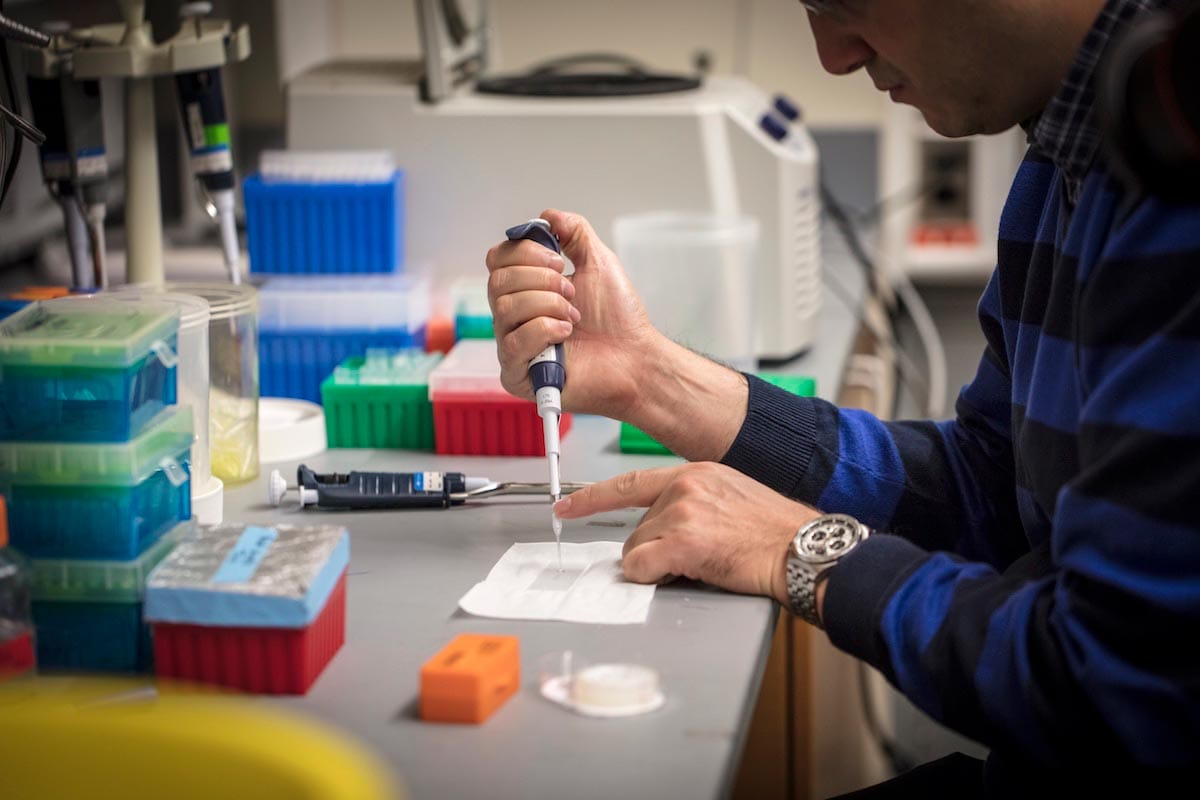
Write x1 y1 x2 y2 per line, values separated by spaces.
795 514 863 564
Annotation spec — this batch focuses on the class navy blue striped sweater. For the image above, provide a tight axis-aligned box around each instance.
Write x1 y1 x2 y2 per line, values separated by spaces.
722 150 1200 766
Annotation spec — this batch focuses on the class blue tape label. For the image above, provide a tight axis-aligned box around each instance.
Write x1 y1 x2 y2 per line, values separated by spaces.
213 526 278 584
413 472 424 492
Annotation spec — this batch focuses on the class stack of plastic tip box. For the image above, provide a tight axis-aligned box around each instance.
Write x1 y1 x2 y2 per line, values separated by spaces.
242 149 432 404
145 522 350 694
321 348 443 449
0 298 194 673
429 340 572 456
258 273 431 403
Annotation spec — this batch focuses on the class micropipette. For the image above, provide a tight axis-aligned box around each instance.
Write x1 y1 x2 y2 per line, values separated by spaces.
505 218 568 567
27 34 110 291
175 3 241 284
268 465 588 510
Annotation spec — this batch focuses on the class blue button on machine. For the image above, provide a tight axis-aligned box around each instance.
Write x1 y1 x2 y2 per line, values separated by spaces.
759 112 789 142
773 93 802 122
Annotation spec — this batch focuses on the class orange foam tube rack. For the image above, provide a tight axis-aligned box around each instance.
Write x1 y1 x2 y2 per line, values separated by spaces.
420 633 519 724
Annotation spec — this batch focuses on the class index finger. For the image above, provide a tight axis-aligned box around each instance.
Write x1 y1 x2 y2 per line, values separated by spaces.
485 239 566 273
554 466 687 519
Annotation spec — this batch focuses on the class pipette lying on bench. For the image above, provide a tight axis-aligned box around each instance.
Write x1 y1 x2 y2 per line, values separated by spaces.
268 465 589 511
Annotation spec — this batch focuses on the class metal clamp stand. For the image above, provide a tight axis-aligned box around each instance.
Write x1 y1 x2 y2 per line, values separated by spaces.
21 0 250 287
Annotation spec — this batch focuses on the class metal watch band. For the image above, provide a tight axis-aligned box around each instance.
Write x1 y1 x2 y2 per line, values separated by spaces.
787 557 823 628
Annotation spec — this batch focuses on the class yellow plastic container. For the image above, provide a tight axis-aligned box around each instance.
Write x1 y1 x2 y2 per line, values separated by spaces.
0 676 403 799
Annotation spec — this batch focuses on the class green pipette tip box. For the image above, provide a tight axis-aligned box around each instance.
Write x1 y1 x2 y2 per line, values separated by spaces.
320 349 443 449
619 373 816 456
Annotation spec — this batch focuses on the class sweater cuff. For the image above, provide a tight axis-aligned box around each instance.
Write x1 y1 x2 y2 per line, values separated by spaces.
720 374 819 497
822 533 929 675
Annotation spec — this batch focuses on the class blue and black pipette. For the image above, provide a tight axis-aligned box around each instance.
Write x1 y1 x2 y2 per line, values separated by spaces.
505 218 568 563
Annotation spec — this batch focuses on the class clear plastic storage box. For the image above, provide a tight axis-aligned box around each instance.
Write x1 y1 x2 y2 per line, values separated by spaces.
0 407 193 560
258 274 431 402
0 299 179 442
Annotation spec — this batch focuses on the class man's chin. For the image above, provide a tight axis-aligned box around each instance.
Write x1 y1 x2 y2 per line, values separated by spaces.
915 107 978 139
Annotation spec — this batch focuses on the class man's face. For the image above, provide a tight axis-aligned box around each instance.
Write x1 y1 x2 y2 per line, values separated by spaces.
804 0 1068 136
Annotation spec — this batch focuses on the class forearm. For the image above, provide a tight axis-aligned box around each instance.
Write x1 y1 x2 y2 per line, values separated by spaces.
623 335 749 463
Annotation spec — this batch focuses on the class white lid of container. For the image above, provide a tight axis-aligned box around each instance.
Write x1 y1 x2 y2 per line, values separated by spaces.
163 282 258 322
259 149 396 184
0 297 179 368
258 273 430 333
427 339 513 399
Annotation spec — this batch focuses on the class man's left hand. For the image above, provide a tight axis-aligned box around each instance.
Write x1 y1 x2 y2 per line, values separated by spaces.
553 463 822 605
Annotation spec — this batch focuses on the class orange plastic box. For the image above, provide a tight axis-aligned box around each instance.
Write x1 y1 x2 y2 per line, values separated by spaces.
420 633 519 724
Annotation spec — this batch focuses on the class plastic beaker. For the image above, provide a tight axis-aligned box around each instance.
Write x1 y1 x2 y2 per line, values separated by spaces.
166 283 260 485
613 212 760 372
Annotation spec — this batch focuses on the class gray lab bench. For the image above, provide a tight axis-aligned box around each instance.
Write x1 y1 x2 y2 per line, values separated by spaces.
221 261 862 800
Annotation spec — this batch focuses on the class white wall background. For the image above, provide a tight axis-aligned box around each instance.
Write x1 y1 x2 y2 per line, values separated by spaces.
274 0 885 128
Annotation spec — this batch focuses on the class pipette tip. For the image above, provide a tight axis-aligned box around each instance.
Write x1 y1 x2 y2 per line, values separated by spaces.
552 503 563 570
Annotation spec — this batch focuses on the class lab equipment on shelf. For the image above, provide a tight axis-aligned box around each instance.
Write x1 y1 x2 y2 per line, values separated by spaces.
258 273 431 402
428 339 573 456
145 522 350 694
0 407 193 560
0 497 35 679
28 519 190 673
164 282 260 485
244 149 405 275
0 298 179 443
320 348 442 449
619 373 817 455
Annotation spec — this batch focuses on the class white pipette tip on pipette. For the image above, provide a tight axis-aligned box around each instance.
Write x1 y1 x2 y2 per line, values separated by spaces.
213 188 241 284
542 409 564 569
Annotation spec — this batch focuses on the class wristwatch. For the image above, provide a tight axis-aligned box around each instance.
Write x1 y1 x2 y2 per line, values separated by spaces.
785 513 871 628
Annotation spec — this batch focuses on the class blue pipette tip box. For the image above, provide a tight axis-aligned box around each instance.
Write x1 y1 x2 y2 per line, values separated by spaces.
0 407 194 560
0 299 179 443
244 170 405 275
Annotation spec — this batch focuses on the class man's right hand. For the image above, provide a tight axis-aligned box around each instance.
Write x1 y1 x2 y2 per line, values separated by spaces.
486 209 663 421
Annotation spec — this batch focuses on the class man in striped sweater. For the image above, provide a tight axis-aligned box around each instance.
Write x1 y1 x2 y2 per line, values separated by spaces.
485 0 1199 788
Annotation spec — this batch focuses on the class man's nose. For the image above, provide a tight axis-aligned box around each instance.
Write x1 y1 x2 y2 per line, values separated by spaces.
808 13 874 75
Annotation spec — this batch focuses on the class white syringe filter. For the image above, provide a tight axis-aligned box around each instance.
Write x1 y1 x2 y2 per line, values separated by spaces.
538 651 665 718
572 664 661 710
